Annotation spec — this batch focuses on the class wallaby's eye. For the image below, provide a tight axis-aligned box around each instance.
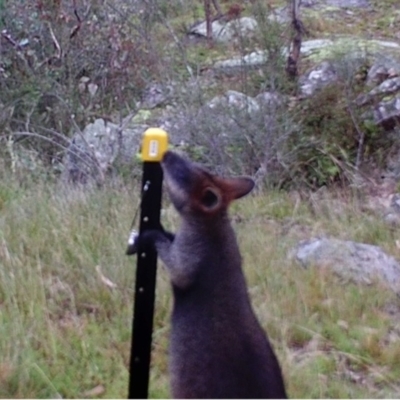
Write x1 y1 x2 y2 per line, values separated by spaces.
200 188 220 210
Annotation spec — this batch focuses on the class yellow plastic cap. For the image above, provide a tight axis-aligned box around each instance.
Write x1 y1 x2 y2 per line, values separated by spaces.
141 128 169 162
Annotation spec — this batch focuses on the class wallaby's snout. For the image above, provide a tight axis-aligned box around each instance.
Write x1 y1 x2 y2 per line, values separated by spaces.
161 151 194 191
160 151 196 213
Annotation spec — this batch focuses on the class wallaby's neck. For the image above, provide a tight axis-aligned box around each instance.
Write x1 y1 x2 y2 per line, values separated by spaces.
179 211 242 275
181 211 233 236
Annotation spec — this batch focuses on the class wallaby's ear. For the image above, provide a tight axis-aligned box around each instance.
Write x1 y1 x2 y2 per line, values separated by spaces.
225 177 255 200
199 187 222 212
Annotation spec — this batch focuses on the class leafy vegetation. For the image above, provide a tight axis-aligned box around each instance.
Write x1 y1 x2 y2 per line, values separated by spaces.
0 0 398 187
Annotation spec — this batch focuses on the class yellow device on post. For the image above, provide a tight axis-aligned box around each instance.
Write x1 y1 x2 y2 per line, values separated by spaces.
127 128 168 399
141 128 168 162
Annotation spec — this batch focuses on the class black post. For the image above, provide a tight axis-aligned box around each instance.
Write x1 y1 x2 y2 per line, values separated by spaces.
127 128 168 399
128 162 163 399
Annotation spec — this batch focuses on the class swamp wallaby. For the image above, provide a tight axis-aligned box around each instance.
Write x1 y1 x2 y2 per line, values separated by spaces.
142 151 287 399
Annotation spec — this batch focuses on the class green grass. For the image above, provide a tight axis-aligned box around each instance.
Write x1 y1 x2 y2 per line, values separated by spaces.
0 176 400 398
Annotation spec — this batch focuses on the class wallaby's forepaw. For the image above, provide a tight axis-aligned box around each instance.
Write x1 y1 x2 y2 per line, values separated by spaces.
127 226 174 255
126 229 140 255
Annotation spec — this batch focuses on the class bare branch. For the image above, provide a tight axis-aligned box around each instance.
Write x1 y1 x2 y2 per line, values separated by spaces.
1 29 22 49
286 0 307 79
70 0 82 39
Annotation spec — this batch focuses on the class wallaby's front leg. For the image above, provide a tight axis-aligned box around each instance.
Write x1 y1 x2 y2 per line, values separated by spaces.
139 228 175 266
141 230 197 290
129 224 174 255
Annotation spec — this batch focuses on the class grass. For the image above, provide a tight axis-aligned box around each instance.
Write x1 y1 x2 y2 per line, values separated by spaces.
0 175 400 398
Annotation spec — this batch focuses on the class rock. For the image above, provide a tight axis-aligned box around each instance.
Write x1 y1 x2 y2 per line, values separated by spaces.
367 56 400 86
299 61 337 97
357 77 400 106
302 0 370 8
371 96 400 131
213 39 334 72
255 91 286 108
189 17 258 43
62 118 147 184
390 193 400 213
267 6 291 24
268 0 370 25
357 56 400 131
300 39 335 57
140 82 173 109
213 50 267 71
189 19 225 40
219 17 258 43
325 0 370 7
214 36 400 74
384 212 400 227
293 237 400 293
207 90 260 114
384 194 400 227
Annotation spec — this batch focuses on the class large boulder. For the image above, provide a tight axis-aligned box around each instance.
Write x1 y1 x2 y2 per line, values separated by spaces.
189 17 258 43
299 61 337 97
293 237 400 293
366 55 400 86
213 39 335 72
370 97 400 131
62 118 147 184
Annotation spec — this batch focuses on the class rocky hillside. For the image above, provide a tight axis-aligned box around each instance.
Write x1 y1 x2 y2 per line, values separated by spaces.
1 0 400 190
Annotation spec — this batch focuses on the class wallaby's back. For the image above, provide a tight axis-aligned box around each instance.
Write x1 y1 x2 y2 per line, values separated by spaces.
152 151 286 399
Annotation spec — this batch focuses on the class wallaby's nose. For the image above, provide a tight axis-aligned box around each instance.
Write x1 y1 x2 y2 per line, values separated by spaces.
162 151 185 168
162 150 173 163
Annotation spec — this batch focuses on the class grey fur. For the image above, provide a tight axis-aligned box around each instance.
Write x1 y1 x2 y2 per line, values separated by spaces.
149 151 287 399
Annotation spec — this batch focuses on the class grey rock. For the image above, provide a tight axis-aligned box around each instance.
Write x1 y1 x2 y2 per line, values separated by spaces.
367 56 400 86
382 194 400 226
300 39 335 57
207 90 260 114
299 61 337 96
267 6 290 24
141 82 173 109
213 39 334 72
326 0 370 7
383 212 400 227
213 50 267 71
219 17 258 42
372 96 400 130
62 118 147 184
391 193 400 213
189 19 225 39
268 0 370 24
293 237 400 293
255 91 286 108
302 0 370 8
189 17 258 43
214 37 400 73
301 0 320 7
357 77 400 106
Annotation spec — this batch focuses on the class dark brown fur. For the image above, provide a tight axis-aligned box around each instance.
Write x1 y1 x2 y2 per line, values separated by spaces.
144 151 287 399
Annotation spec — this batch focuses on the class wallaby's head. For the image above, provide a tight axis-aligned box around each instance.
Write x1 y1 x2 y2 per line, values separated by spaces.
161 151 254 217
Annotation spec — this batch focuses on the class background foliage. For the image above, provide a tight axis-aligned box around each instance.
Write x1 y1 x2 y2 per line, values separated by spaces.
0 0 397 187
